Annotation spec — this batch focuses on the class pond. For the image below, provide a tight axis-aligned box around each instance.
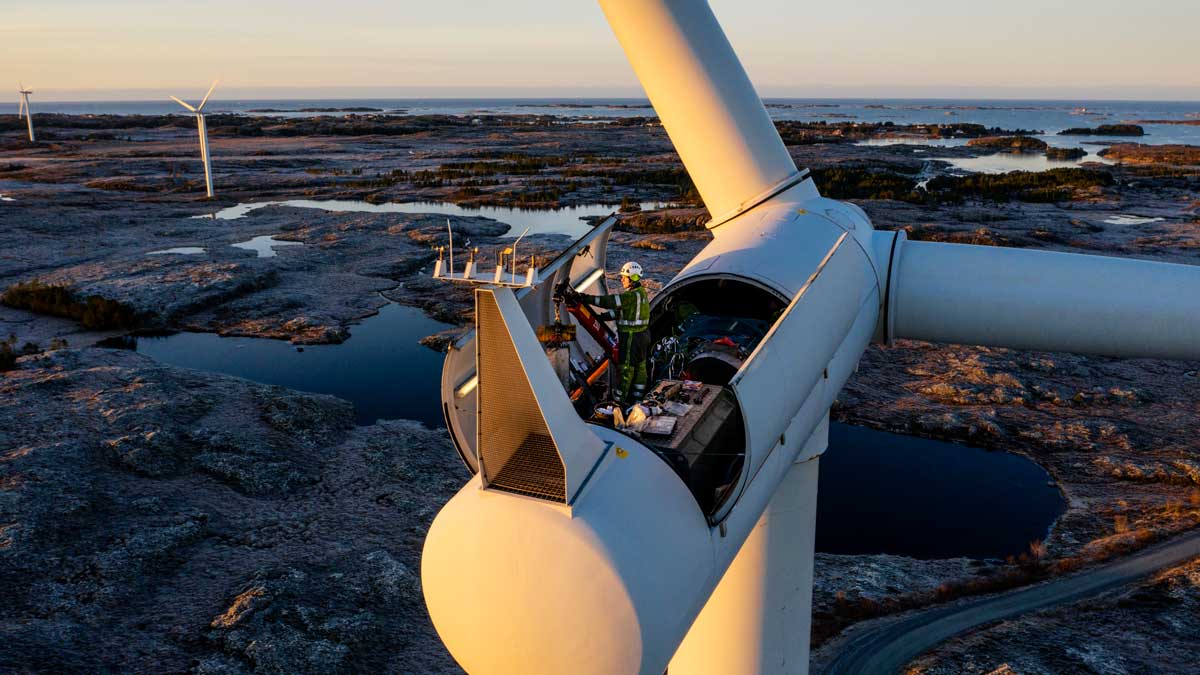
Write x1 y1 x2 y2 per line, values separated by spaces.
931 152 1108 174
860 133 1118 174
855 138 970 148
232 235 304 258
816 424 1063 560
202 199 667 239
148 247 205 256
1103 215 1165 226
108 301 1064 560
114 302 452 427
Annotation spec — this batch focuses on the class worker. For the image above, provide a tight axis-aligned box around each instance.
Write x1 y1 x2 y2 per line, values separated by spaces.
574 261 651 405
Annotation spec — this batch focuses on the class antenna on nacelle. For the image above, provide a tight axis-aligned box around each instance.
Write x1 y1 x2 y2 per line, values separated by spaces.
510 226 530 284
432 223 537 288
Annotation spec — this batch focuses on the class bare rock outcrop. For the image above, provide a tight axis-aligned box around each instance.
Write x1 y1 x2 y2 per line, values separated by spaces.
0 347 464 673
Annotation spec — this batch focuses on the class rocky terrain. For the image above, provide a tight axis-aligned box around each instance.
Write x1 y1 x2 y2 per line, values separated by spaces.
1132 119 1200 127
1100 143 1200 166
3 112 1200 670
0 347 464 674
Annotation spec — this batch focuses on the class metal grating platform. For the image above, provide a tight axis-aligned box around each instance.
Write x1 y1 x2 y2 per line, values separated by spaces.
488 433 566 501
476 289 567 503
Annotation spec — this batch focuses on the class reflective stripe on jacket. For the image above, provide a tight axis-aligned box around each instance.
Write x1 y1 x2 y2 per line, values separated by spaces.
582 284 650 332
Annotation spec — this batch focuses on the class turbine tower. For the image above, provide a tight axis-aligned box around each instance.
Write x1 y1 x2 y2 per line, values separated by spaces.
17 83 35 142
170 81 218 198
420 1 1200 674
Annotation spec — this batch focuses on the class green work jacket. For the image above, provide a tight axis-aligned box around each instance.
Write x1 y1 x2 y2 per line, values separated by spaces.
582 284 650 332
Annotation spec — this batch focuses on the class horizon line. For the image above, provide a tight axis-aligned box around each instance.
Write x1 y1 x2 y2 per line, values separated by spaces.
7 84 1198 105
9 93 1200 105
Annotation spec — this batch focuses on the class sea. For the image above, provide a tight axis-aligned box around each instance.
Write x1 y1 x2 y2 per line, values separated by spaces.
2 98 1198 146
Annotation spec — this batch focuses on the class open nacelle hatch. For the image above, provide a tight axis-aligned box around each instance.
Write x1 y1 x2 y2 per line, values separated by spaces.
636 276 788 520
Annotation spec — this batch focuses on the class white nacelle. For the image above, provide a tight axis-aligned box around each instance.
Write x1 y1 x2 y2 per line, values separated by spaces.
422 189 889 675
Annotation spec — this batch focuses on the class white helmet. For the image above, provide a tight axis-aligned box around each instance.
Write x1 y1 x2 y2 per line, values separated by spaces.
619 261 643 280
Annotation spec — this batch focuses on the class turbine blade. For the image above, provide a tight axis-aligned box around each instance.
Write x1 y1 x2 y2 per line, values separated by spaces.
597 0 811 225
170 96 197 113
890 240 1200 361
197 80 218 111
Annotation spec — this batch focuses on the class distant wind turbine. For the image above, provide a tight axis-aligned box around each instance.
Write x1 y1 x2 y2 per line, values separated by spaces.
17 83 35 142
170 81 218 198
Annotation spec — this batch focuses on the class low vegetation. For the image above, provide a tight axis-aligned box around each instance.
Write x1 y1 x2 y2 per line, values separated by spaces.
1045 147 1088 160
0 335 65 372
1060 124 1145 136
2 280 138 330
84 177 163 193
380 154 703 207
924 168 1114 203
809 167 920 201
0 112 522 139
210 113 483 138
1100 144 1200 166
436 156 570 179
967 136 1049 153
628 166 1118 208
900 225 1017 247
0 338 15 372
616 209 709 234
774 121 1042 145
459 187 578 208
564 165 698 199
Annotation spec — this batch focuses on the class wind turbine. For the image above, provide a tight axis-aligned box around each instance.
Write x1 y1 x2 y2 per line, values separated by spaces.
170 81 218 198
420 1 1200 674
17 83 35 142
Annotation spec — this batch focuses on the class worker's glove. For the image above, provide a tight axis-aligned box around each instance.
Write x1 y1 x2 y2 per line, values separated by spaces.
553 279 570 303
555 281 583 305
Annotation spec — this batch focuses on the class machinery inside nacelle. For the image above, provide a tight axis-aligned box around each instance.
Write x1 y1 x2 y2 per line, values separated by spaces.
558 276 787 519
649 278 786 385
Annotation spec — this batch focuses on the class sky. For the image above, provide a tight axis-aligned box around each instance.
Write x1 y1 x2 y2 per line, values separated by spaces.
3 0 1198 101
